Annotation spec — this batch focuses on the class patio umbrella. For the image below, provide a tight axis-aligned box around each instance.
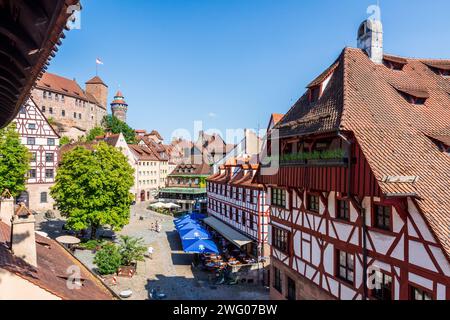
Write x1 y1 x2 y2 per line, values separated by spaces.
177 221 201 231
163 203 181 209
56 235 81 245
190 213 206 221
180 227 211 240
182 239 219 254
150 202 166 209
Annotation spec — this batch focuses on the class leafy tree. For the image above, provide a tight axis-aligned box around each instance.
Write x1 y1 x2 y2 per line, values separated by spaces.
51 142 135 239
0 123 30 196
94 243 122 275
102 115 136 144
86 126 106 142
118 236 147 266
59 136 71 146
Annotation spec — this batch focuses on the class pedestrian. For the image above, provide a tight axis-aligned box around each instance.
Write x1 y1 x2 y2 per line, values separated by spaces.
150 222 154 231
147 246 154 260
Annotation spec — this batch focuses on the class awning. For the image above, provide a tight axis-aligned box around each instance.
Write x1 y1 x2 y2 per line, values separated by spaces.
203 217 253 248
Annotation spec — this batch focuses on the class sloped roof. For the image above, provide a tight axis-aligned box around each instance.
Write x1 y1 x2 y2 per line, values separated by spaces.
128 144 159 161
276 47 450 258
37 73 85 98
86 76 108 87
0 222 115 300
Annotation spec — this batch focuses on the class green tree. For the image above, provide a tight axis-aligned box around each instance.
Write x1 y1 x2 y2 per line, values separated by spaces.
0 123 30 196
94 243 122 275
59 136 70 146
118 236 147 266
86 126 106 142
51 142 135 239
102 115 136 144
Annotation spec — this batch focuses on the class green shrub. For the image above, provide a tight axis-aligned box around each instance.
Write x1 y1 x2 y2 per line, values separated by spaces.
94 243 122 275
79 239 106 251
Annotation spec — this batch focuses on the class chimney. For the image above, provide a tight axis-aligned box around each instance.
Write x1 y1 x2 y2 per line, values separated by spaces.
0 189 14 225
10 203 37 268
357 18 383 64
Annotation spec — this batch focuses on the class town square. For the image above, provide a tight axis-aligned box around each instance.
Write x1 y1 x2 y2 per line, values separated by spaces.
0 0 449 306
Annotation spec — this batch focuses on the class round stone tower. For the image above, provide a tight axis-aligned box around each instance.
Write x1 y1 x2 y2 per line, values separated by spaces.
110 90 128 123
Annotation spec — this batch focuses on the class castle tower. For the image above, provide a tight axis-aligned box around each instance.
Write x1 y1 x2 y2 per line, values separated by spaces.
85 76 108 110
111 90 128 123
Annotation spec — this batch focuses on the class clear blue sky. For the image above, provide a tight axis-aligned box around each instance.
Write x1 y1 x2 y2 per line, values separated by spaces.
48 0 450 143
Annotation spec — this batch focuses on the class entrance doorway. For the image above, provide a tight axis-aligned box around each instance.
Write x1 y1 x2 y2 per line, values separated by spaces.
140 190 146 202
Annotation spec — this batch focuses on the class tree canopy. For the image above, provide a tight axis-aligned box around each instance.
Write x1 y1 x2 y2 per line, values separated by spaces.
102 115 136 144
86 126 106 142
51 142 135 239
0 123 30 196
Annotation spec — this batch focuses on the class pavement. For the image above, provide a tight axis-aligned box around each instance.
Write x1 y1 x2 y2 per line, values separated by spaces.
36 202 270 300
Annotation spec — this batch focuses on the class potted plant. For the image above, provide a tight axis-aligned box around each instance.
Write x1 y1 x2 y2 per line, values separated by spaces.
117 236 147 278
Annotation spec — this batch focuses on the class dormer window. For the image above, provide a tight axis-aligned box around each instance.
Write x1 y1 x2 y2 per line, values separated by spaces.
383 60 404 71
424 62 450 78
395 87 429 106
383 56 407 71
308 85 321 103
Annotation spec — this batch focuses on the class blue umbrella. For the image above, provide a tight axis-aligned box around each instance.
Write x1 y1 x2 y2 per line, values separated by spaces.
174 215 190 224
190 213 207 221
182 239 219 254
175 218 195 227
177 222 201 231
180 227 211 240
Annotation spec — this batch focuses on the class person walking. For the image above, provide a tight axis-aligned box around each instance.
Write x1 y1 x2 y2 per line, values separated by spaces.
147 246 154 260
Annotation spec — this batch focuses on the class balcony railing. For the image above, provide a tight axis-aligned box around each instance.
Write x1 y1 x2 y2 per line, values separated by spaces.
261 149 348 168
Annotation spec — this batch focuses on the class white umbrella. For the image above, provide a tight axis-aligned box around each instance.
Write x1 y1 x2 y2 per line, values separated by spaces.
56 235 81 245
150 202 166 209
163 203 181 209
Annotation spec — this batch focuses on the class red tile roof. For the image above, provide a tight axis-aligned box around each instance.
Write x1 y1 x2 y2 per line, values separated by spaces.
128 144 159 161
85 76 108 87
0 222 115 300
271 114 285 126
276 47 450 259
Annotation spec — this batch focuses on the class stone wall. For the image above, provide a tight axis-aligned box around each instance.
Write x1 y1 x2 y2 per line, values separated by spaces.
270 258 336 300
27 183 55 213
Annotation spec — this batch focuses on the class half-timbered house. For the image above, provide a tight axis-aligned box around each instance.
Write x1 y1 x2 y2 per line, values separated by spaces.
207 158 270 261
257 19 450 300
15 99 60 212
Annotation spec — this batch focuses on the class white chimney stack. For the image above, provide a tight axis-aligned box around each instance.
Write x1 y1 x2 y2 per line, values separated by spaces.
11 203 37 268
357 18 384 64
0 190 14 225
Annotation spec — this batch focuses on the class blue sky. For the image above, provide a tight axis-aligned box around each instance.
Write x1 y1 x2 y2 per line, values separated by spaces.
48 0 450 143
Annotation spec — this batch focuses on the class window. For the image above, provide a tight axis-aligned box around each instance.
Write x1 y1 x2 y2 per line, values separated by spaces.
62 110 66 117
273 267 282 294
242 212 246 226
48 138 55 146
48 92 52 100
287 277 296 300
45 153 54 163
79 113 82 119
374 205 391 231
40 192 48 203
371 271 393 300
271 188 286 208
43 91 47 99
28 123 36 130
411 286 433 301
42 106 46 113
49 107 53 114
272 226 290 254
55 94 59 101
337 199 350 221
74 112 77 119
249 216 254 230
45 169 54 179
29 169 37 179
31 152 37 161
27 137 36 145
337 250 354 284
307 194 320 212
61 95 65 102
309 85 321 103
